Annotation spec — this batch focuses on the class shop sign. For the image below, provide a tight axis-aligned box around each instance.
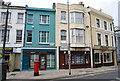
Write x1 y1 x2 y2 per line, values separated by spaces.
60 46 69 50
0 47 13 53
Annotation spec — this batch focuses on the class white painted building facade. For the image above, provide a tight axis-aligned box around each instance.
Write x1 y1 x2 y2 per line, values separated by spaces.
0 1 25 71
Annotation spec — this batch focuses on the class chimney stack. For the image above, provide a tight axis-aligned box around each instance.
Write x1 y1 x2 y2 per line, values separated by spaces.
52 3 56 9
79 2 84 7
99 9 102 12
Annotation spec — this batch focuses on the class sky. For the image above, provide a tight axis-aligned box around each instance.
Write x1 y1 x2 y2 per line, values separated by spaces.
3 0 119 26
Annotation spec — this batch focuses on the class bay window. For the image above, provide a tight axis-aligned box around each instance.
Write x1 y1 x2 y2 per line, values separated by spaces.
71 29 85 43
70 12 84 24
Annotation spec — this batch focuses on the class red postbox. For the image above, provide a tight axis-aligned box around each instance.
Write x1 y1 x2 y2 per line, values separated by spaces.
34 61 39 76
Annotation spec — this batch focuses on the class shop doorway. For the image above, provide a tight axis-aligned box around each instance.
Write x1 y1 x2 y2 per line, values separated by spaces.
39 55 46 70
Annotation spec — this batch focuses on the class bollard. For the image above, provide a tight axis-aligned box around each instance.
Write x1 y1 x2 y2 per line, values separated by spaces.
34 61 39 76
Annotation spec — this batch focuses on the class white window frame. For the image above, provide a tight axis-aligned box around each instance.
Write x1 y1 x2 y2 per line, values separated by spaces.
27 14 33 24
61 30 67 43
104 20 108 30
0 30 10 43
104 34 109 46
61 11 67 23
111 35 114 47
94 50 102 64
17 13 24 23
40 15 50 24
103 52 112 63
97 32 102 46
1 12 11 23
96 18 101 28
26 30 32 43
70 12 84 24
16 30 22 43
70 29 85 43
39 31 49 44
110 23 113 31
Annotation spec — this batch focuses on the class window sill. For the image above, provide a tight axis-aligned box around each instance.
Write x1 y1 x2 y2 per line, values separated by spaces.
39 23 50 25
26 42 32 44
16 23 25 24
38 42 49 45
104 61 112 63
95 62 101 64
27 23 33 25
61 21 67 24
14 42 22 44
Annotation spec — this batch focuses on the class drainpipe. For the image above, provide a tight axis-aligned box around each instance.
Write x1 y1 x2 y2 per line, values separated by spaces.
88 12 94 68
112 22 117 66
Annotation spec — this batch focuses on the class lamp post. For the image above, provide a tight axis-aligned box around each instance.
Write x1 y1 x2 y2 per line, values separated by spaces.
2 2 11 80
67 0 71 75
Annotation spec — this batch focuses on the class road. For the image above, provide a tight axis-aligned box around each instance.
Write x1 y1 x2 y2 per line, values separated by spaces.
4 70 120 81
52 70 120 81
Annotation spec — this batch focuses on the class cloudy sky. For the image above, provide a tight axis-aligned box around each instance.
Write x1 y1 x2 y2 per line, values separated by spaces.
3 0 119 26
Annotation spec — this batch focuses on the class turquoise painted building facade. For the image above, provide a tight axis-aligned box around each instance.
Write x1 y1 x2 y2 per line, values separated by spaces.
21 7 56 71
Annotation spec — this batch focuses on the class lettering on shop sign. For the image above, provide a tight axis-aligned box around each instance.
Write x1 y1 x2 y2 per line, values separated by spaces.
0 48 13 53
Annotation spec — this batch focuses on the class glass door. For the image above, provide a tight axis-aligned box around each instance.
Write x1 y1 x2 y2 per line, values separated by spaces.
40 55 46 70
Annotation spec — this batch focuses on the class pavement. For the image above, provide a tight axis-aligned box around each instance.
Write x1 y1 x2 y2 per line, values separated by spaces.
6 66 119 80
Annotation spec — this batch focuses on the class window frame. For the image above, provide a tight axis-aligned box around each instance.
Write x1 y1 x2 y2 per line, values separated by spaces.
40 15 50 24
104 21 108 30
61 11 67 22
27 14 33 24
70 29 85 43
94 53 101 64
96 18 100 28
97 32 102 46
16 30 22 43
1 12 11 23
61 30 67 43
105 34 109 46
0 30 10 42
39 31 49 44
17 13 24 23
104 53 112 63
70 12 84 24
26 30 32 43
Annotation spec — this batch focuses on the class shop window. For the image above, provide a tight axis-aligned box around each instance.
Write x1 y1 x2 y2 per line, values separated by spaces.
94 53 101 64
104 53 112 63
47 54 55 68
30 54 39 68
65 54 85 64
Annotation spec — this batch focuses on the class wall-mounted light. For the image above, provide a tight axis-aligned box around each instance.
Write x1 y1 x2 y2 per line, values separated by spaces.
32 26 34 28
84 51 86 54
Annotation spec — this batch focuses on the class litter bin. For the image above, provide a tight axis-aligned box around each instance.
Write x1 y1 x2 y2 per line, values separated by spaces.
34 61 39 76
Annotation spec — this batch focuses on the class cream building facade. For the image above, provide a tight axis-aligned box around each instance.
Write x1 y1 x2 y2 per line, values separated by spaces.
55 2 116 69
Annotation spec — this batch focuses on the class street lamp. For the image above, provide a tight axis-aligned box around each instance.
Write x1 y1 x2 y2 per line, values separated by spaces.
2 2 11 80
67 0 71 75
